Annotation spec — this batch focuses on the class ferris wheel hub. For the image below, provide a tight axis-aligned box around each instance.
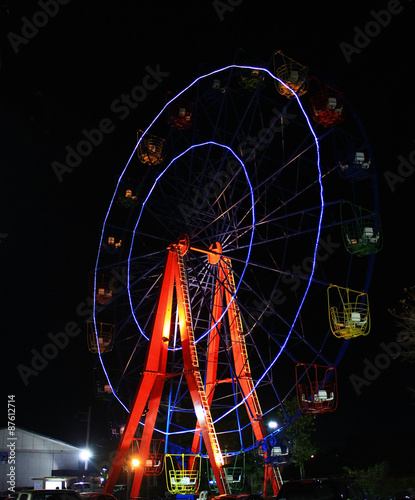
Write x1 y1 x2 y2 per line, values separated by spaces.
207 241 222 264
176 233 190 255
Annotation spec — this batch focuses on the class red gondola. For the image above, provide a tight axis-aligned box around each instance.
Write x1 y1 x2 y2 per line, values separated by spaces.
296 363 338 414
309 78 345 128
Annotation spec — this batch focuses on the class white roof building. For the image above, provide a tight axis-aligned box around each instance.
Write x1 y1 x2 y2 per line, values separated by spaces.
0 427 84 493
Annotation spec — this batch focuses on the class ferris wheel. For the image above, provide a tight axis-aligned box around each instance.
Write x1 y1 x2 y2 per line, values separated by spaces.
89 50 381 498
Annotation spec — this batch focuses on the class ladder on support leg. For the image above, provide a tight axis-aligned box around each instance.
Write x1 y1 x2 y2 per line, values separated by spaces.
176 244 228 493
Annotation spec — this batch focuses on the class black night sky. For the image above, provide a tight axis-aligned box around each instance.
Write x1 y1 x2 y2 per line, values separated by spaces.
2 0 415 480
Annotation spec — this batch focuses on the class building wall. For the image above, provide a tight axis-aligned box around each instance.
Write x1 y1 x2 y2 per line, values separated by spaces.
0 428 83 493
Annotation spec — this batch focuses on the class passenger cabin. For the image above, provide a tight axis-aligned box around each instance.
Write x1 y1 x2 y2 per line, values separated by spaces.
165 454 201 495
327 285 370 339
87 321 114 353
341 201 382 256
309 78 345 128
274 50 308 98
137 130 166 165
166 92 194 130
296 363 338 413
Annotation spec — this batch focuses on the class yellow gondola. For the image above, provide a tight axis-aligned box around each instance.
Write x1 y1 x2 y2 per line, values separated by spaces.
327 284 370 339
165 454 201 495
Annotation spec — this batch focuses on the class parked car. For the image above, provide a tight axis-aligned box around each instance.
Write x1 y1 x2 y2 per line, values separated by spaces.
9 489 82 500
275 477 369 500
70 484 92 494
80 493 117 500
110 485 126 500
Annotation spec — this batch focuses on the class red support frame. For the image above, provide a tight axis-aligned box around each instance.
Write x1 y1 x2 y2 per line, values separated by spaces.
215 256 281 497
189 247 281 496
103 237 282 498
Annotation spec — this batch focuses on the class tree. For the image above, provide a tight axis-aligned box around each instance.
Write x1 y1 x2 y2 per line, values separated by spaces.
343 462 390 498
390 286 415 396
389 286 415 396
390 286 415 358
244 451 268 495
277 398 317 479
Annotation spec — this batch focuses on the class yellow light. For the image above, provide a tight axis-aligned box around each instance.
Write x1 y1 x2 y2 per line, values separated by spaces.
214 453 224 467
131 458 139 468
162 318 171 342
194 404 206 422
